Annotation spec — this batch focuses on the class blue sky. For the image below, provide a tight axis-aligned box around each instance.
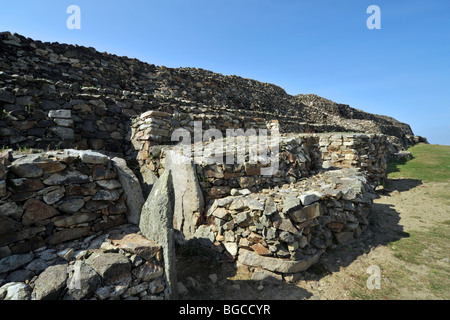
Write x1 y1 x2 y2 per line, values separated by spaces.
1 0 449 145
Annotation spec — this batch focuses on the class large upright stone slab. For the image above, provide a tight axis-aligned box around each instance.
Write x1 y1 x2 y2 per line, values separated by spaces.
165 150 204 241
139 170 177 300
111 157 145 225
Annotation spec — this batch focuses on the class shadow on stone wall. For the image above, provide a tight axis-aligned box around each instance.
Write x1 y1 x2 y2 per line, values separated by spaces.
174 178 424 300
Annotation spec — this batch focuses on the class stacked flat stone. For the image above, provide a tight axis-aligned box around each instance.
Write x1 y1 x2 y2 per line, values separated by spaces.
0 150 130 259
199 168 374 278
0 231 167 300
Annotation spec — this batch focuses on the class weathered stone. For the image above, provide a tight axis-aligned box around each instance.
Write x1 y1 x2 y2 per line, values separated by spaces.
106 202 127 215
22 199 60 225
64 261 102 300
6 269 34 283
93 216 127 232
0 252 34 273
43 189 65 204
111 157 145 225
271 215 298 234
123 282 148 299
57 248 74 261
49 127 75 140
33 264 68 300
148 278 165 295
251 243 271 256
139 169 177 300
132 260 164 282
85 251 131 285
299 192 323 206
235 211 251 227
46 227 90 245
95 179 121 190
85 200 109 212
48 109 71 119
229 197 247 211
10 178 44 193
43 169 90 185
223 242 238 256
0 227 45 247
238 249 323 274
211 207 228 219
209 186 231 198
35 161 67 174
59 198 85 213
10 163 44 178
92 165 117 181
65 185 96 196
54 118 73 127
92 189 121 201
0 282 31 300
193 225 215 246
0 214 21 234
288 202 323 223
165 151 204 240
263 197 277 216
26 258 49 273
79 150 108 165
279 231 295 243
282 195 302 215
109 233 161 261
0 164 6 180
53 212 99 228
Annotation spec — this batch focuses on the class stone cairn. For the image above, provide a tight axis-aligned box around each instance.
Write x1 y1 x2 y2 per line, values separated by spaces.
0 31 429 299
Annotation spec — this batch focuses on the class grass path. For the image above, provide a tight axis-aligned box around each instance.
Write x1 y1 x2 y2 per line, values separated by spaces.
307 144 450 300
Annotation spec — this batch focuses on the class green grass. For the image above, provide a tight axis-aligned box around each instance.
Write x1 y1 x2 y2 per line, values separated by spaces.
387 144 450 183
347 144 450 300
387 223 450 298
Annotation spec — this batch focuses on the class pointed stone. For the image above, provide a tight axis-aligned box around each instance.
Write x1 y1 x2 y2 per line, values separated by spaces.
139 169 177 300
165 150 204 240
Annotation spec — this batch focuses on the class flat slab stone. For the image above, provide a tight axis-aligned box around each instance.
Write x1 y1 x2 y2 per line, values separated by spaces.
109 233 161 261
0 252 34 273
79 150 108 165
237 249 323 274
85 251 131 285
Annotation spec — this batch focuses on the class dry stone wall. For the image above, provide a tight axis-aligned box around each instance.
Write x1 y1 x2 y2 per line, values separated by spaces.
0 229 168 300
199 168 374 277
0 149 132 258
0 31 429 293
1 31 425 158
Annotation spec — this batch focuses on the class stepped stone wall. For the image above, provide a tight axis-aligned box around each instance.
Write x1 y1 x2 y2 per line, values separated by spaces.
0 31 429 297
134 130 391 199
0 31 425 156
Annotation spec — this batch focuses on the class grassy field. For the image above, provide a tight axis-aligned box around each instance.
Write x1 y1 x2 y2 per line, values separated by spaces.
354 143 450 299
387 143 450 182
